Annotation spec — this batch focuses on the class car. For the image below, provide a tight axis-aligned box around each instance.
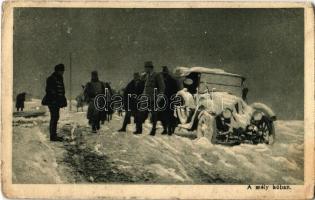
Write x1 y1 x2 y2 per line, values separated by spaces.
173 66 276 145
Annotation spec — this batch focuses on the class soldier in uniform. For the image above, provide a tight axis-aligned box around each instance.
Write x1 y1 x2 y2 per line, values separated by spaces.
84 71 106 133
160 66 179 135
42 64 67 142
118 72 145 132
135 61 165 136
16 92 27 111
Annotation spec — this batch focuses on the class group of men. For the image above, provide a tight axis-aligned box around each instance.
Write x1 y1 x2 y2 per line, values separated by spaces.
42 61 180 142
118 61 180 136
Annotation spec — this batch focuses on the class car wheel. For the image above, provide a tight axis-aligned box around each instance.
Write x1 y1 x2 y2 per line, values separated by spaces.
197 112 216 144
252 111 276 145
261 119 275 145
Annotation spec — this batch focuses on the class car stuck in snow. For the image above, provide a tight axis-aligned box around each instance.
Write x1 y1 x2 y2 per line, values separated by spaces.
173 67 276 145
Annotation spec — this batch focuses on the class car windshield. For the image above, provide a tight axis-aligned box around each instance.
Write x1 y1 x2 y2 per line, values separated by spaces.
198 73 243 96
183 72 200 94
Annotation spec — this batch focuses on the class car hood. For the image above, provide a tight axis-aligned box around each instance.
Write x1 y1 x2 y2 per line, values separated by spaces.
173 66 242 78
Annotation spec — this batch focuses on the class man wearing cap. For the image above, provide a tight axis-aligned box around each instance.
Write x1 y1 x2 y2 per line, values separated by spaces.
135 61 165 135
84 71 106 133
42 64 67 142
160 66 179 135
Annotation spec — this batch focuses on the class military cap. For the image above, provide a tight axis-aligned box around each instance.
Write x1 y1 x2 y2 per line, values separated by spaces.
54 63 65 72
162 66 169 73
144 61 153 68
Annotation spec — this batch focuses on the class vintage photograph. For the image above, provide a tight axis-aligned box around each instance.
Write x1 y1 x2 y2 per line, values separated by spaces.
11 7 305 185
2 1 314 199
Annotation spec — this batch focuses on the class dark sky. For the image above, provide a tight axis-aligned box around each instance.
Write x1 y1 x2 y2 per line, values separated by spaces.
13 8 304 119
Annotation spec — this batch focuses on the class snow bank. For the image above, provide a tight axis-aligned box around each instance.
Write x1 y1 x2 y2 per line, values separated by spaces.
59 114 304 184
12 102 304 184
12 126 69 183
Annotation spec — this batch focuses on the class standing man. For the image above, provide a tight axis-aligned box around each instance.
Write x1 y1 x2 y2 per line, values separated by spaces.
160 66 179 135
118 72 145 132
135 61 165 136
16 92 27 111
42 64 67 142
84 71 106 133
75 85 86 112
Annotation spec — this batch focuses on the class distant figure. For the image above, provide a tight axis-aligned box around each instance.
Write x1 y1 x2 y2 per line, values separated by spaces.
15 92 26 111
84 71 105 133
75 85 86 112
135 61 165 135
42 64 67 142
100 81 113 124
117 89 124 117
160 66 179 135
118 72 145 132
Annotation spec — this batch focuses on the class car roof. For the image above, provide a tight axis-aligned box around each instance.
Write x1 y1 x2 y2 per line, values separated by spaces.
174 66 245 80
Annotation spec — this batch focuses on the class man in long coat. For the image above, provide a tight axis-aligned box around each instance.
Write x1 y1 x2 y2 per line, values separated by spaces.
84 71 106 133
42 64 67 141
135 61 165 135
160 66 179 135
118 72 145 132
16 92 27 111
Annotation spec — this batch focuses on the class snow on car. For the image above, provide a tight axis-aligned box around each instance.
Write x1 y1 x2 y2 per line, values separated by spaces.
173 66 276 145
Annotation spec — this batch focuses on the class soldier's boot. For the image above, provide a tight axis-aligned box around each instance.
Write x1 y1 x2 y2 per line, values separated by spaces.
118 128 126 132
50 118 62 141
51 136 63 142
92 123 97 133
50 130 62 141
150 127 156 136
150 112 158 136
119 119 129 132
133 123 142 134
168 126 173 136
161 125 167 135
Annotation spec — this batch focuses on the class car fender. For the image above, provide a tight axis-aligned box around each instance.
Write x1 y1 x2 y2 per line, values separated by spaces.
250 102 276 121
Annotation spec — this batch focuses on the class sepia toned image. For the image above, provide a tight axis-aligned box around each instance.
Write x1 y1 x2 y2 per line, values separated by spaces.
1 1 314 199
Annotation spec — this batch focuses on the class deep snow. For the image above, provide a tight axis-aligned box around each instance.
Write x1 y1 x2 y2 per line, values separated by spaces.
12 100 304 184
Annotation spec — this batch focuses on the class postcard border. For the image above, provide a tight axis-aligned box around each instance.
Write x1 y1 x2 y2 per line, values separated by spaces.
1 1 314 199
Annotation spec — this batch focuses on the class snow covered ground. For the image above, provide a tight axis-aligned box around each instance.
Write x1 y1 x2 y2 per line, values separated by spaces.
12 100 304 184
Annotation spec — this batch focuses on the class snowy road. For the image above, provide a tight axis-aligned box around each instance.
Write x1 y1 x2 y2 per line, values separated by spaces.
12 105 304 184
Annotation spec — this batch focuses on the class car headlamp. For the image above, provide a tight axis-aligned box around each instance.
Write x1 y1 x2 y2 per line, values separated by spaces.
253 111 263 121
222 108 232 119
